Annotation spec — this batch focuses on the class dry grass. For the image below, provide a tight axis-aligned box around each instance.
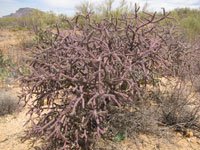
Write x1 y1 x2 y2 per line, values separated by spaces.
0 29 34 87
0 29 33 47
0 29 34 63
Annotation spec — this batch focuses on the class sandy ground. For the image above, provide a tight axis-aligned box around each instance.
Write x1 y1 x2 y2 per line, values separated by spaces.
0 87 200 150
0 108 32 150
0 87 35 150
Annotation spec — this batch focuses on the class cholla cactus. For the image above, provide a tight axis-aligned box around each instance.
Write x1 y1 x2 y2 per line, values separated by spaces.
19 7 187 150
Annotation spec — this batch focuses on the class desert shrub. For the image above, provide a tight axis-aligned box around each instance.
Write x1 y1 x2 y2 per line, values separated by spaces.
180 17 200 40
18 33 36 50
157 84 200 135
0 50 9 67
94 83 200 149
174 40 200 91
106 82 200 141
106 100 160 138
19 7 189 149
169 8 200 40
0 88 19 116
93 91 171 150
0 49 21 86
0 50 12 80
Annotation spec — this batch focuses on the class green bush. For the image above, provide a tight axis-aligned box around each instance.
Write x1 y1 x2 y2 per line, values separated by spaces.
0 50 10 80
180 17 200 39
169 8 200 40
0 10 60 32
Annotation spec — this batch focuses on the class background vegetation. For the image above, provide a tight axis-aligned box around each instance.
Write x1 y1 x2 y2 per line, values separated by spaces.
1 0 200 40
0 9 64 32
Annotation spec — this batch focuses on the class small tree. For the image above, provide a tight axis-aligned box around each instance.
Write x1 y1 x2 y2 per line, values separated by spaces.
19 6 187 150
